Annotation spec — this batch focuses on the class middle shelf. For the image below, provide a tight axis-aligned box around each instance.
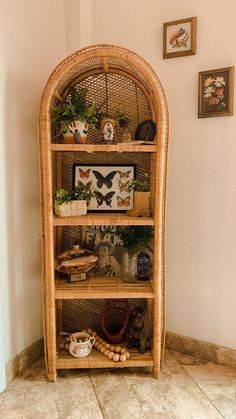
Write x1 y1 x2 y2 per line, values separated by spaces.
53 213 154 226
55 276 154 299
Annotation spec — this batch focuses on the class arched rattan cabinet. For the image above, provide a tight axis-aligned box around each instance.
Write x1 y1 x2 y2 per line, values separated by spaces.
38 45 169 381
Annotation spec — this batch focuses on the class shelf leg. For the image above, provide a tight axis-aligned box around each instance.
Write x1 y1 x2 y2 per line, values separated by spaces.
47 370 57 382
57 299 63 333
152 366 160 379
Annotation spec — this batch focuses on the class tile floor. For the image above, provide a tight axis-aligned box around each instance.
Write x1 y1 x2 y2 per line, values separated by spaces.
0 350 236 418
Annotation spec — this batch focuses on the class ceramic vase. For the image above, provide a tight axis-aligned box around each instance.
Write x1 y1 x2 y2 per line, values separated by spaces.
69 120 89 144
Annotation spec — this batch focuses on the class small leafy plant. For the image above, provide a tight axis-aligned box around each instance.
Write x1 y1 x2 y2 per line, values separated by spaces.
54 189 71 209
99 110 131 128
54 184 97 209
120 226 154 257
127 174 149 192
114 110 131 128
71 182 97 202
51 87 101 136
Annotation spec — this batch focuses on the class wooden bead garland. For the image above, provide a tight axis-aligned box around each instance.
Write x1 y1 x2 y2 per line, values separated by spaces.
86 328 130 362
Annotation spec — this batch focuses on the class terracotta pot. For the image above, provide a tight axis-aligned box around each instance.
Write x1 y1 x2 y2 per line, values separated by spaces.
121 127 132 143
63 130 74 144
69 120 89 144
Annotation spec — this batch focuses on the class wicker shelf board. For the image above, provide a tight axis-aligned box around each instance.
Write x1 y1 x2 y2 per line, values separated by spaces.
50 144 157 153
56 348 153 369
53 213 154 226
55 277 154 299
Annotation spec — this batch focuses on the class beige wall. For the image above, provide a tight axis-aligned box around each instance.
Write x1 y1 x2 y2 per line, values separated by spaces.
2 0 236 366
1 0 66 363
66 0 236 349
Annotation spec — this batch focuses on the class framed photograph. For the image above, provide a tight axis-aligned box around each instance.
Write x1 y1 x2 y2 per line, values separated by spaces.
163 17 197 59
74 164 135 212
198 67 234 118
82 226 124 277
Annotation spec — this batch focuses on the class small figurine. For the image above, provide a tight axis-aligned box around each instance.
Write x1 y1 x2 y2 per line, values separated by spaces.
128 306 151 354
101 118 115 143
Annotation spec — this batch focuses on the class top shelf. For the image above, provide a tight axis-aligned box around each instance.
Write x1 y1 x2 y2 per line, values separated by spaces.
50 143 157 153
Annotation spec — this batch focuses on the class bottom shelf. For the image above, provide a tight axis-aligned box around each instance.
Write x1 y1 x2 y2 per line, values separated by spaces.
56 347 153 369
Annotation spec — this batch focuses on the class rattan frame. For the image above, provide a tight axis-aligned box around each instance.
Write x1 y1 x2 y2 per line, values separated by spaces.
38 44 169 381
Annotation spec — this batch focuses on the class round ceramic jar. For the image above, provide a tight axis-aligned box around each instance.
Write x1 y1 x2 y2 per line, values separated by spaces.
69 332 95 358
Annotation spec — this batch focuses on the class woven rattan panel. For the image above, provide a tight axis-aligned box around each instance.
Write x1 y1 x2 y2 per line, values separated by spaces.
52 70 152 144
55 54 152 100
61 298 153 339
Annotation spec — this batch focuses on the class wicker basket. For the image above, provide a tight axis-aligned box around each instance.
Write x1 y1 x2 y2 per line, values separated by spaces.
101 299 130 344
55 200 87 217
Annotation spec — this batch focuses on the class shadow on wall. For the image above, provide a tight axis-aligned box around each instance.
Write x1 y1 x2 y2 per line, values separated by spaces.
4 70 42 360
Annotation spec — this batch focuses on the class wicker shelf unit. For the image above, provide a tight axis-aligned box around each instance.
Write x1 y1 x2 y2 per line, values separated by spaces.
38 45 169 381
55 277 155 300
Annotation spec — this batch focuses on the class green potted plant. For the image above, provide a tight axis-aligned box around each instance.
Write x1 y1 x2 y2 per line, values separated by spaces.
127 174 151 217
114 110 132 143
51 87 101 144
54 183 97 217
120 226 153 282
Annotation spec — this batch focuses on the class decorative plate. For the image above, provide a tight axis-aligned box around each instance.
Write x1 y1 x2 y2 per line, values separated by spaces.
134 120 156 142
137 248 153 281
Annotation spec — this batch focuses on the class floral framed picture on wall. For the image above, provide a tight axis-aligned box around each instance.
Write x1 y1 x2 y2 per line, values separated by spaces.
198 67 234 118
163 16 197 59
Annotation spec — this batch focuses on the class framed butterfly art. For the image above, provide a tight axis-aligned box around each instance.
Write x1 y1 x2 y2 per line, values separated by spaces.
74 164 135 212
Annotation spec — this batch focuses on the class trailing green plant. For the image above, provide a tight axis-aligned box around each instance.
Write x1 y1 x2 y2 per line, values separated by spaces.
51 87 101 136
120 226 154 257
127 174 149 192
54 184 97 208
71 182 97 202
113 110 131 128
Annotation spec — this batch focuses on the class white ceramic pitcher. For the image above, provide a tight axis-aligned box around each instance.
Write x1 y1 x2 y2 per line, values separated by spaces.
69 332 95 358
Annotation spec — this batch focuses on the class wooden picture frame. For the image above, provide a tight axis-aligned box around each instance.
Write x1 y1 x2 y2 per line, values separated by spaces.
198 66 234 118
74 164 135 212
163 17 197 59
82 226 124 278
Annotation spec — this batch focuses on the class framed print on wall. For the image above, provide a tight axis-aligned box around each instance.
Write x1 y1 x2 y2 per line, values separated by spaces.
198 66 234 118
74 164 135 212
163 16 197 59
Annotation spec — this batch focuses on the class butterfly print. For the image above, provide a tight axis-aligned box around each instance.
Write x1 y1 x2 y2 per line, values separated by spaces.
117 195 131 207
118 180 129 193
77 180 92 189
79 168 90 179
117 170 131 178
92 170 117 189
96 191 115 207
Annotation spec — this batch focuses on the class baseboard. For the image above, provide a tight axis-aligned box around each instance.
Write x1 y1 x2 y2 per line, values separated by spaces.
6 337 44 384
166 331 236 368
5 332 236 383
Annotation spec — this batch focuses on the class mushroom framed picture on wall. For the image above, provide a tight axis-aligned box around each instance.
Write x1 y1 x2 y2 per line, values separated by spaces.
163 16 197 59
198 66 234 118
